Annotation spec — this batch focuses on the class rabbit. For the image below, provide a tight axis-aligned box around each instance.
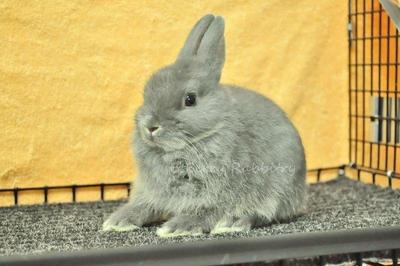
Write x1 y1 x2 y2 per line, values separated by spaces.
102 14 306 237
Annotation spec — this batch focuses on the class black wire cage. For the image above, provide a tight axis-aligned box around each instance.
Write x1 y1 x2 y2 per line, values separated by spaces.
1 0 400 265
348 0 400 187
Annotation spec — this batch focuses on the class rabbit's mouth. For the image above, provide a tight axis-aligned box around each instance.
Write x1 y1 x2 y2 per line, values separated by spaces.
141 136 187 152
139 126 187 151
138 120 224 152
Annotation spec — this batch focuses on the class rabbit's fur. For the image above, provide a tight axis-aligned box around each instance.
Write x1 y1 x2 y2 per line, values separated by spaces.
103 14 306 237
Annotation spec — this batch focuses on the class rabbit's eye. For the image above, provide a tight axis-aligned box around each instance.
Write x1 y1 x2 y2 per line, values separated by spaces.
185 93 196 107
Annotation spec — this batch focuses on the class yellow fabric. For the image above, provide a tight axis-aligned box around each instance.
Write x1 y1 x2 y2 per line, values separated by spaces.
0 1 348 194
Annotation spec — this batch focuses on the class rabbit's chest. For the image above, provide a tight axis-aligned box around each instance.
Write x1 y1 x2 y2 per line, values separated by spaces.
168 159 203 186
157 156 206 196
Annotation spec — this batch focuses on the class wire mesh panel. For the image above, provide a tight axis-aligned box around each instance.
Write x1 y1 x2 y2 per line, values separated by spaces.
348 0 400 187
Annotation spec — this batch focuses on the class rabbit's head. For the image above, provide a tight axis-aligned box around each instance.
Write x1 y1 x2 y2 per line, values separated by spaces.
136 15 231 151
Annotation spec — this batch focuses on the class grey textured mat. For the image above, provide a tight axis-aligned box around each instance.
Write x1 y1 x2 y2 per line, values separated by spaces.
1 177 399 256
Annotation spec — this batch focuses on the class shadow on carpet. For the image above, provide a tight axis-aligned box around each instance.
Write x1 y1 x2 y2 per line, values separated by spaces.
1 176 399 256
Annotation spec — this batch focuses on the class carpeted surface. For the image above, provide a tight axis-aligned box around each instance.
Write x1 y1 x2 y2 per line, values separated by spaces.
1 177 400 256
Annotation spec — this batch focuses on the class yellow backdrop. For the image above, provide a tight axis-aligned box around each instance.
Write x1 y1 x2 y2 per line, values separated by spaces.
0 1 348 200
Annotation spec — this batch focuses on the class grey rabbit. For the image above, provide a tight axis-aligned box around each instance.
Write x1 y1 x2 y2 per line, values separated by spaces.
103 14 306 237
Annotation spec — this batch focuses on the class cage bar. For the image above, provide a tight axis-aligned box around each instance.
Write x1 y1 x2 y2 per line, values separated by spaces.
1 226 400 266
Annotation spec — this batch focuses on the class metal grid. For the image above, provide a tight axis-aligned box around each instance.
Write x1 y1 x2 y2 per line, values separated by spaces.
348 0 400 187
0 182 130 206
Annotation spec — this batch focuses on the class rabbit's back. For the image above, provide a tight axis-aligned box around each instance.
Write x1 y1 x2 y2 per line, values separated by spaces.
223 84 305 163
221 85 306 218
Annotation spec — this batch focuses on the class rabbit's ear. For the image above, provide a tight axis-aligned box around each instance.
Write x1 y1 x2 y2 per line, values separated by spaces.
196 16 225 82
196 16 225 62
176 14 215 60
177 15 225 83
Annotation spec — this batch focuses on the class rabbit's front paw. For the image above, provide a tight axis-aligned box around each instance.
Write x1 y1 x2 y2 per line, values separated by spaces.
210 216 253 235
102 204 141 232
156 215 206 238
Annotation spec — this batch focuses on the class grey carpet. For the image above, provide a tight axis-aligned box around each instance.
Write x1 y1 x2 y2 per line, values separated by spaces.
1 176 399 256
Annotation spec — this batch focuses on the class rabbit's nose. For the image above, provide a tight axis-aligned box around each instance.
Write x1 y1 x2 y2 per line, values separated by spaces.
147 126 159 135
